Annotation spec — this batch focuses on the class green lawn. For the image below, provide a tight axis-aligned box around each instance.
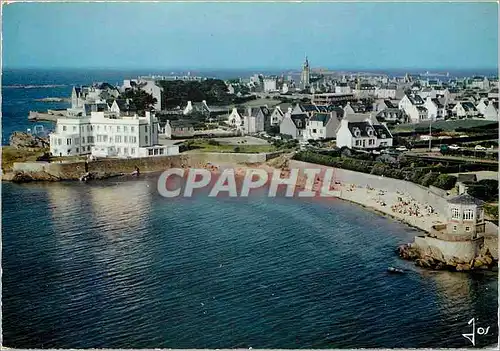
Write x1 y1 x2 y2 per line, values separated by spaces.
1 146 48 172
185 139 276 153
392 120 498 133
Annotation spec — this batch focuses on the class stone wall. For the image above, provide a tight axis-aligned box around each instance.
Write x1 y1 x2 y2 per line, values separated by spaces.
13 162 48 173
289 159 450 215
10 152 277 181
414 236 484 262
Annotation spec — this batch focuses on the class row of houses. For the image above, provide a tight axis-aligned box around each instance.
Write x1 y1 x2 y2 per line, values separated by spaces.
221 102 393 149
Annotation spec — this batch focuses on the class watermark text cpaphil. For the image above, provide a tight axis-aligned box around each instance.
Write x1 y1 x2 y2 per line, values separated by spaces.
157 168 340 198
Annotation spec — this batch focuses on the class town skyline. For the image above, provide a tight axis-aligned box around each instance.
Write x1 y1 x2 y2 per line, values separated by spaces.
3 2 498 71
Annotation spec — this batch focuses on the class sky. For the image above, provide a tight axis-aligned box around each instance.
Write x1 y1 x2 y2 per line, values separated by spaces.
2 2 498 71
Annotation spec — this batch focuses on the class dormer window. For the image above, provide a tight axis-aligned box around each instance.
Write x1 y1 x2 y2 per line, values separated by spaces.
353 128 361 137
367 127 374 136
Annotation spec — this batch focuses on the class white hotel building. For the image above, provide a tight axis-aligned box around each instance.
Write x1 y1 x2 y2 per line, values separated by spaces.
49 111 179 158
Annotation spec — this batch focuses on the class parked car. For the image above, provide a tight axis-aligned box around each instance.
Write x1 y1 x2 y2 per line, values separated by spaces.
395 146 408 152
449 144 461 150
475 145 487 150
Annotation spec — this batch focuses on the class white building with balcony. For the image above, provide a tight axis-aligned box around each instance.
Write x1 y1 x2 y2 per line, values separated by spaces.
49 111 179 159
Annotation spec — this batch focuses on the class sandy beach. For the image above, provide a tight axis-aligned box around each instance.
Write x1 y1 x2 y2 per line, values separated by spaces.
198 161 446 234
336 183 446 233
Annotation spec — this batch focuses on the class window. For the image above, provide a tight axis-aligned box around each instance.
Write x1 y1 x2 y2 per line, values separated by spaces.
117 126 121 132
124 136 129 143
154 148 159 155
63 126 67 131
465 226 471 232
145 126 148 133
159 148 164 155
87 146 91 151
82 137 85 144
67 138 72 145
453 225 457 231
148 149 154 156
103 135 108 142
115 136 121 143
87 125 90 132
124 148 128 154
73 126 77 132
76 148 79 153
451 208 460 220
57 138 62 146
131 126 135 133
312 129 317 133
124 126 128 133
131 148 135 155
145 136 148 144
463 209 474 220
117 147 121 154
97 135 102 142
97 125 100 131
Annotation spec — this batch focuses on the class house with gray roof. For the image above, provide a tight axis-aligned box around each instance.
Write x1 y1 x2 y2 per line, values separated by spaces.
336 114 393 149
424 96 446 120
163 120 195 139
376 108 407 124
452 101 479 118
304 111 341 140
279 112 308 140
110 99 137 116
183 100 211 117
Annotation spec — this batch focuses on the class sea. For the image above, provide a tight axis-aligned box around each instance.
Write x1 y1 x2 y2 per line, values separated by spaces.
1 69 499 349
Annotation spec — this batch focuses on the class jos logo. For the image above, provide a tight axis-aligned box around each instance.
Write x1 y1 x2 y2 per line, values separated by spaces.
462 318 491 346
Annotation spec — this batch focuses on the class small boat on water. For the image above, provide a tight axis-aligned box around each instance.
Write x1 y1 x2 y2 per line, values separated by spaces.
387 267 405 274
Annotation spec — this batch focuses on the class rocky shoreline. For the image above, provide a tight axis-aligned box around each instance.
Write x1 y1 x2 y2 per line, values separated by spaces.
397 243 497 272
5 171 126 183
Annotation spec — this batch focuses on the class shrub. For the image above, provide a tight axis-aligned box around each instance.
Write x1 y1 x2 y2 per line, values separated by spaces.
207 139 220 146
233 146 241 153
433 174 457 190
419 172 440 187
468 179 499 202
483 204 499 220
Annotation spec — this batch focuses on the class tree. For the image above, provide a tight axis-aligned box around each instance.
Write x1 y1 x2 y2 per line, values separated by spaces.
120 89 157 114
467 179 499 202
432 174 457 190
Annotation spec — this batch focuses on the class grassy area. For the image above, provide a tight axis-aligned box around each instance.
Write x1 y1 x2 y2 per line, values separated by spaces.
392 120 498 133
1 146 48 172
228 98 281 109
184 139 276 153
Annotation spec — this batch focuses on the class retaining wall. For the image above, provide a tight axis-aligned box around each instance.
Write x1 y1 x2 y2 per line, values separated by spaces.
289 159 450 215
13 162 48 173
414 236 484 262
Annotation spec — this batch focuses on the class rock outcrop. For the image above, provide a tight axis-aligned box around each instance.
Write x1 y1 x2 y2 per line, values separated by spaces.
11 171 60 183
397 244 497 272
9 132 49 149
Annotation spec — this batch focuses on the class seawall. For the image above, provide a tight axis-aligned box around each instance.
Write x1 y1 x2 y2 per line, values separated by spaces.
9 152 284 181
